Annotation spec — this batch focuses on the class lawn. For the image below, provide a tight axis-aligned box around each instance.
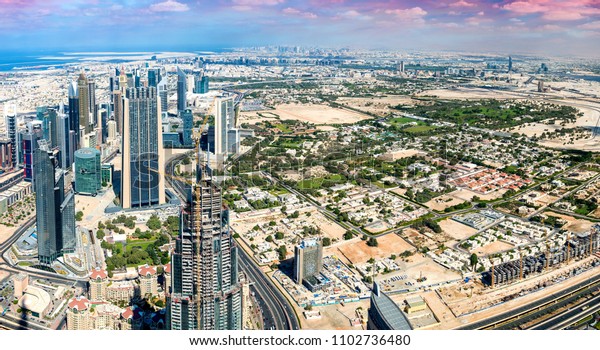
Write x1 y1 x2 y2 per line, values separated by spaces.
390 117 417 126
126 240 156 253
297 174 345 190
403 125 436 134
275 123 292 133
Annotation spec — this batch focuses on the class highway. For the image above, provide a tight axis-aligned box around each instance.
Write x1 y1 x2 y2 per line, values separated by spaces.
529 292 600 330
165 152 300 330
457 272 600 329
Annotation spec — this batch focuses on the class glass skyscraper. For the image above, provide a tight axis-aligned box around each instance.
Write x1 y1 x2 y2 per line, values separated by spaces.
181 108 193 147
74 148 101 195
120 86 165 209
34 140 76 265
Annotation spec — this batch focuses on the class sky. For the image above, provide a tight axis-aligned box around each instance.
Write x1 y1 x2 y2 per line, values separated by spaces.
1 0 600 56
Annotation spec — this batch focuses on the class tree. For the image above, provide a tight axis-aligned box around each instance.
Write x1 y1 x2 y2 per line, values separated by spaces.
147 215 161 230
290 211 300 219
367 237 378 247
322 237 331 247
96 229 105 240
275 231 284 240
277 245 287 260
75 211 84 221
470 253 478 271
266 235 273 243
343 231 354 240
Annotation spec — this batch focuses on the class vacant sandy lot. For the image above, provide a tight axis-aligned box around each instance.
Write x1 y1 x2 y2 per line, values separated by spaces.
302 299 370 330
334 234 414 264
273 103 371 124
451 188 506 201
439 218 478 241
471 241 514 256
397 254 462 286
545 212 596 233
336 96 415 116
425 194 468 211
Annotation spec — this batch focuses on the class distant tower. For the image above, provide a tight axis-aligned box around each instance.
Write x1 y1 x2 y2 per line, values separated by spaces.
214 96 235 164
181 109 194 147
4 103 17 167
157 78 169 114
34 140 76 265
113 90 123 136
167 149 242 330
68 81 80 151
88 79 97 128
77 72 92 134
508 56 513 72
398 61 405 73
538 80 545 93
148 68 161 88
177 67 187 112
120 87 165 209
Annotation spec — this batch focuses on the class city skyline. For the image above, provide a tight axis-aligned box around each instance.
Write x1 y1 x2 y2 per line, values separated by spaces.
0 1 599 56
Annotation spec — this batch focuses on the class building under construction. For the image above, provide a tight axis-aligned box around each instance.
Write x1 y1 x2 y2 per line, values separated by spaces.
484 227 600 286
167 151 242 330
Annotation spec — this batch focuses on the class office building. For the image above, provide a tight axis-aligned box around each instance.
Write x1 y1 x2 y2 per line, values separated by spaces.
177 67 187 112
20 121 44 182
121 86 165 209
508 56 513 72
78 72 93 134
194 75 209 94
367 283 412 330
4 103 17 167
88 79 97 127
34 140 76 265
214 96 235 164
107 120 117 140
157 78 168 114
148 68 161 87
113 90 123 136
168 154 242 330
74 148 101 195
181 108 193 147
0 138 13 170
57 105 72 169
294 239 323 284
68 81 80 151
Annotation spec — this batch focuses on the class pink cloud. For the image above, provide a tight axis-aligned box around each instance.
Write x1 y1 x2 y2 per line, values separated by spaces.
502 0 600 21
232 0 285 5
449 0 477 8
149 0 189 12
282 7 317 19
384 7 427 22
579 20 600 29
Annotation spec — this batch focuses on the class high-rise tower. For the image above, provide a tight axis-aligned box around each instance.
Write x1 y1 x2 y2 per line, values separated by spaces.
120 86 165 209
68 81 80 151
177 67 187 112
77 72 92 134
4 103 17 167
168 150 242 330
34 140 76 265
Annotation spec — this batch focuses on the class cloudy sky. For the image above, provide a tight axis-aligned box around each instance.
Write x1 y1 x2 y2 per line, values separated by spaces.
1 0 600 56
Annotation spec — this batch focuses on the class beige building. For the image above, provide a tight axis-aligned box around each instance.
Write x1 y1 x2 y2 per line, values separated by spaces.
138 264 158 298
13 273 29 298
67 296 91 330
89 268 109 302
107 281 135 303
162 263 171 294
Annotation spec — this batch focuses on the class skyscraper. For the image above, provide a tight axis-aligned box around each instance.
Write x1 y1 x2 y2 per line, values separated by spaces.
168 153 242 330
21 121 44 182
57 104 72 169
181 109 193 147
121 87 165 209
194 75 209 94
113 90 123 136
88 79 97 128
214 96 235 162
4 103 17 168
177 67 187 112
74 148 101 195
148 68 161 88
77 72 92 134
508 56 513 72
34 140 76 265
157 78 168 114
294 239 323 284
68 81 80 151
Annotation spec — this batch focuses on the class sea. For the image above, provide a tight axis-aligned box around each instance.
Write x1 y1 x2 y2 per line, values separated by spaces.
0 50 228 72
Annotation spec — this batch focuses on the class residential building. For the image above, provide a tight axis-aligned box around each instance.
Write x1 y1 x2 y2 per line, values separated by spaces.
138 264 158 298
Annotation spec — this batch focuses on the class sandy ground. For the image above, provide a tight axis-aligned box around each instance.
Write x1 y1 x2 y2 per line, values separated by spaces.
439 218 478 241
471 241 515 256
451 188 506 201
425 194 467 211
301 299 370 330
0 270 9 283
396 254 462 287
545 212 596 233
273 103 371 124
336 96 415 117
334 234 414 264
75 189 117 232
